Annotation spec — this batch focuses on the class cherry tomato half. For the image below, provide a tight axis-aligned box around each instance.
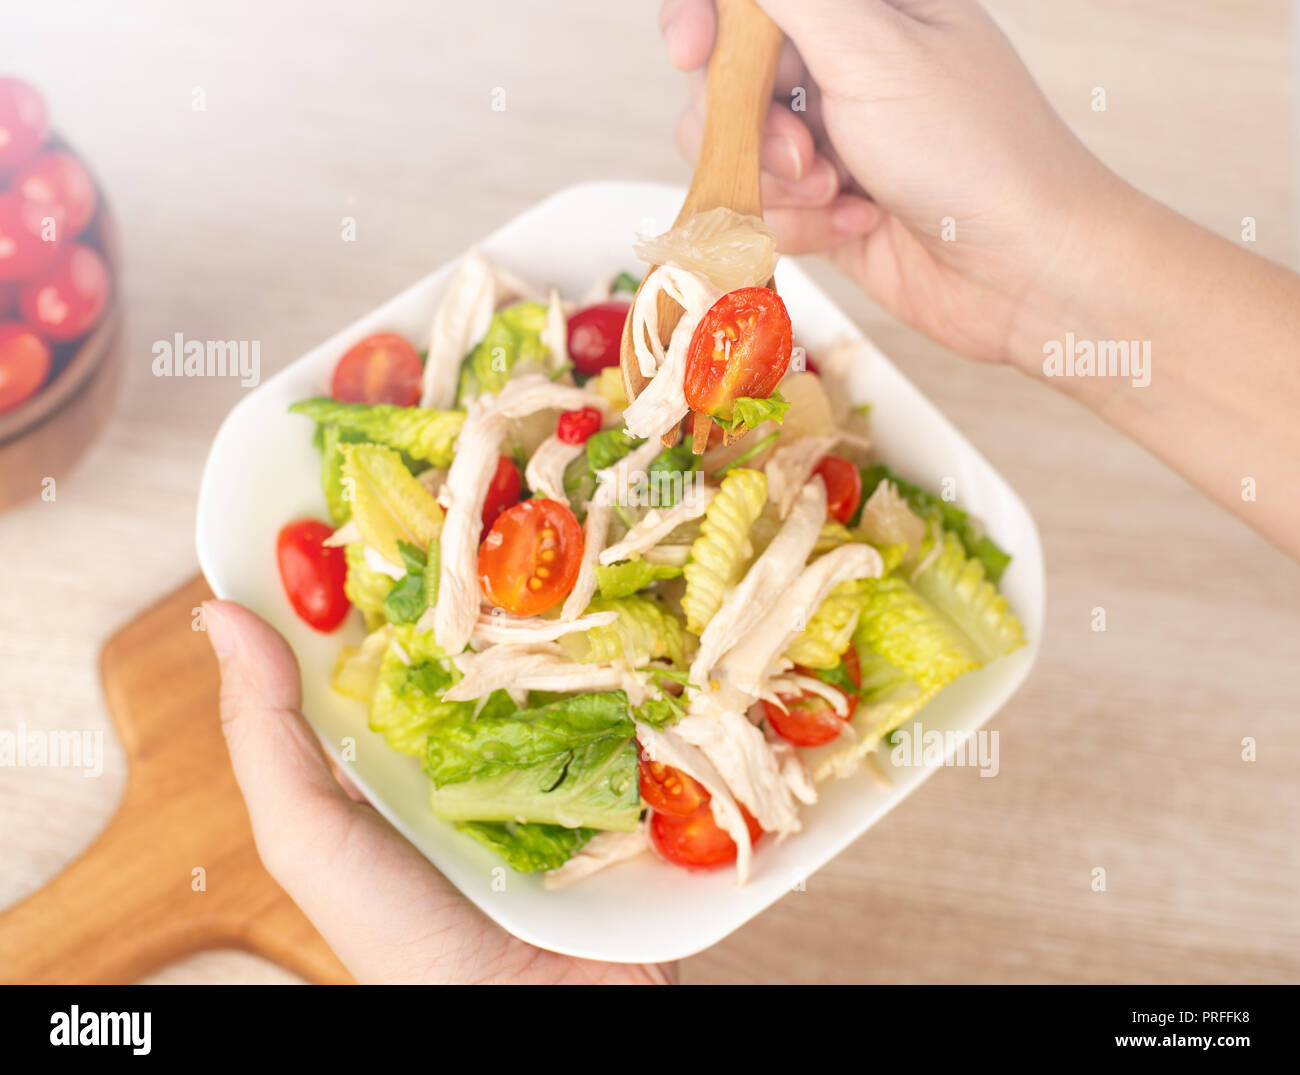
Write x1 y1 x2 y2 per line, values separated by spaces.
813 455 862 524
762 647 863 747
18 243 110 341
0 321 52 414
276 519 350 632
0 78 48 175
683 287 792 420
330 331 423 406
639 756 710 818
650 801 763 869
567 301 629 376
480 455 522 540
556 406 602 445
478 498 583 616
0 192 61 282
13 150 97 237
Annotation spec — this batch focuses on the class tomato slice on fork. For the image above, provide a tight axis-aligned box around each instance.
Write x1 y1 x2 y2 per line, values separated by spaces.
683 286 793 422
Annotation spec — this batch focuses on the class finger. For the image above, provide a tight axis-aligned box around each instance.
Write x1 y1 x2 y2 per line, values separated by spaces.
204 600 500 982
764 194 882 255
677 96 817 183
660 0 716 71
761 154 841 208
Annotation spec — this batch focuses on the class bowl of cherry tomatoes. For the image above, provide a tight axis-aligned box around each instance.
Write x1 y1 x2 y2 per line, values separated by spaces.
0 76 122 511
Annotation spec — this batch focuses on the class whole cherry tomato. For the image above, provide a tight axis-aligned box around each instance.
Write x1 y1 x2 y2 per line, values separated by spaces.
276 519 350 632
567 301 629 376
330 332 423 406
0 193 61 282
0 78 48 175
0 321 52 414
13 150 97 236
18 243 110 341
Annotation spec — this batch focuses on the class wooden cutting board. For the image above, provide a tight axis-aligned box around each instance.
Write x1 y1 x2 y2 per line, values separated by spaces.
0 576 352 984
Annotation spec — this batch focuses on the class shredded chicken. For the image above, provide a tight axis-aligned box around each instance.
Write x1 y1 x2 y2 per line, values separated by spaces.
635 721 755 884
419 249 498 409
765 436 839 519
466 608 618 646
541 287 569 371
542 824 649 889
523 434 583 505
719 543 885 696
766 673 851 717
622 266 720 440
434 376 611 653
673 688 803 835
761 721 819 806
561 438 663 620
599 484 716 565
443 643 649 703
689 478 827 686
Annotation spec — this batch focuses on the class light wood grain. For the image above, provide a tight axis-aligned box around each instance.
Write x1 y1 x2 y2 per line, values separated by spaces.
0 0 1296 984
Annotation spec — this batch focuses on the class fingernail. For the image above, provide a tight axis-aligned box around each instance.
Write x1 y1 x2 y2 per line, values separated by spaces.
831 200 876 234
762 135 803 183
203 601 236 661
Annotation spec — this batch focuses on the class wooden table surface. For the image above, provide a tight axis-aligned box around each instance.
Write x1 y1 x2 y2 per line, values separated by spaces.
2 0 1297 984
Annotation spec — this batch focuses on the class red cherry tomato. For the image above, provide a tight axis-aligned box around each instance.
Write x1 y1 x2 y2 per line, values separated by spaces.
567 301 629 376
650 801 763 869
330 332 423 406
17 243 110 342
762 647 863 747
812 455 862 524
683 287 792 420
480 455 522 540
0 78 48 175
13 150 97 236
0 192 61 282
0 321 52 414
639 756 710 818
276 519 350 632
478 498 583 616
556 406 602 445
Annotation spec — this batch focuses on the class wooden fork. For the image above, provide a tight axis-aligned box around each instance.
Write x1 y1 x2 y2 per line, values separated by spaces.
619 0 783 455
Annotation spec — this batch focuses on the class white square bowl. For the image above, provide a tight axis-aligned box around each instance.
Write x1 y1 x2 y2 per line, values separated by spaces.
196 180 1044 964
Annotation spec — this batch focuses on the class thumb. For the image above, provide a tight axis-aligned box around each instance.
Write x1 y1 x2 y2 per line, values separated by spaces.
203 600 496 981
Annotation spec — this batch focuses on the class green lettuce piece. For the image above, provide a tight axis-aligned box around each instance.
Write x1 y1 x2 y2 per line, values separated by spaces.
344 544 393 631
712 391 790 435
612 271 640 295
681 467 767 634
367 625 488 757
341 443 443 566
853 575 982 692
586 428 641 470
645 442 701 508
595 560 684 599
455 821 595 873
317 424 369 526
382 540 439 626
559 594 695 669
291 398 464 467
910 532 1025 661
786 577 872 669
426 692 640 832
856 464 1011 582
330 624 393 703
458 301 549 399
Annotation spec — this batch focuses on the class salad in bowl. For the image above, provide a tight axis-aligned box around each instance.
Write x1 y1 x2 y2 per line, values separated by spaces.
271 208 1026 889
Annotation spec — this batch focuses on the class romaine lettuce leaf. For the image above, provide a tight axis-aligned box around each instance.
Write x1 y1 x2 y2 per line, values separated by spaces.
857 464 1011 582
455 821 595 873
680 467 767 633
910 531 1025 661
317 424 369 526
559 594 695 668
341 443 443 566
291 398 464 467
712 391 790 435
458 301 549 399
425 692 640 832
344 543 392 631
330 624 393 703
785 577 872 669
382 540 439 626
595 560 684 599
